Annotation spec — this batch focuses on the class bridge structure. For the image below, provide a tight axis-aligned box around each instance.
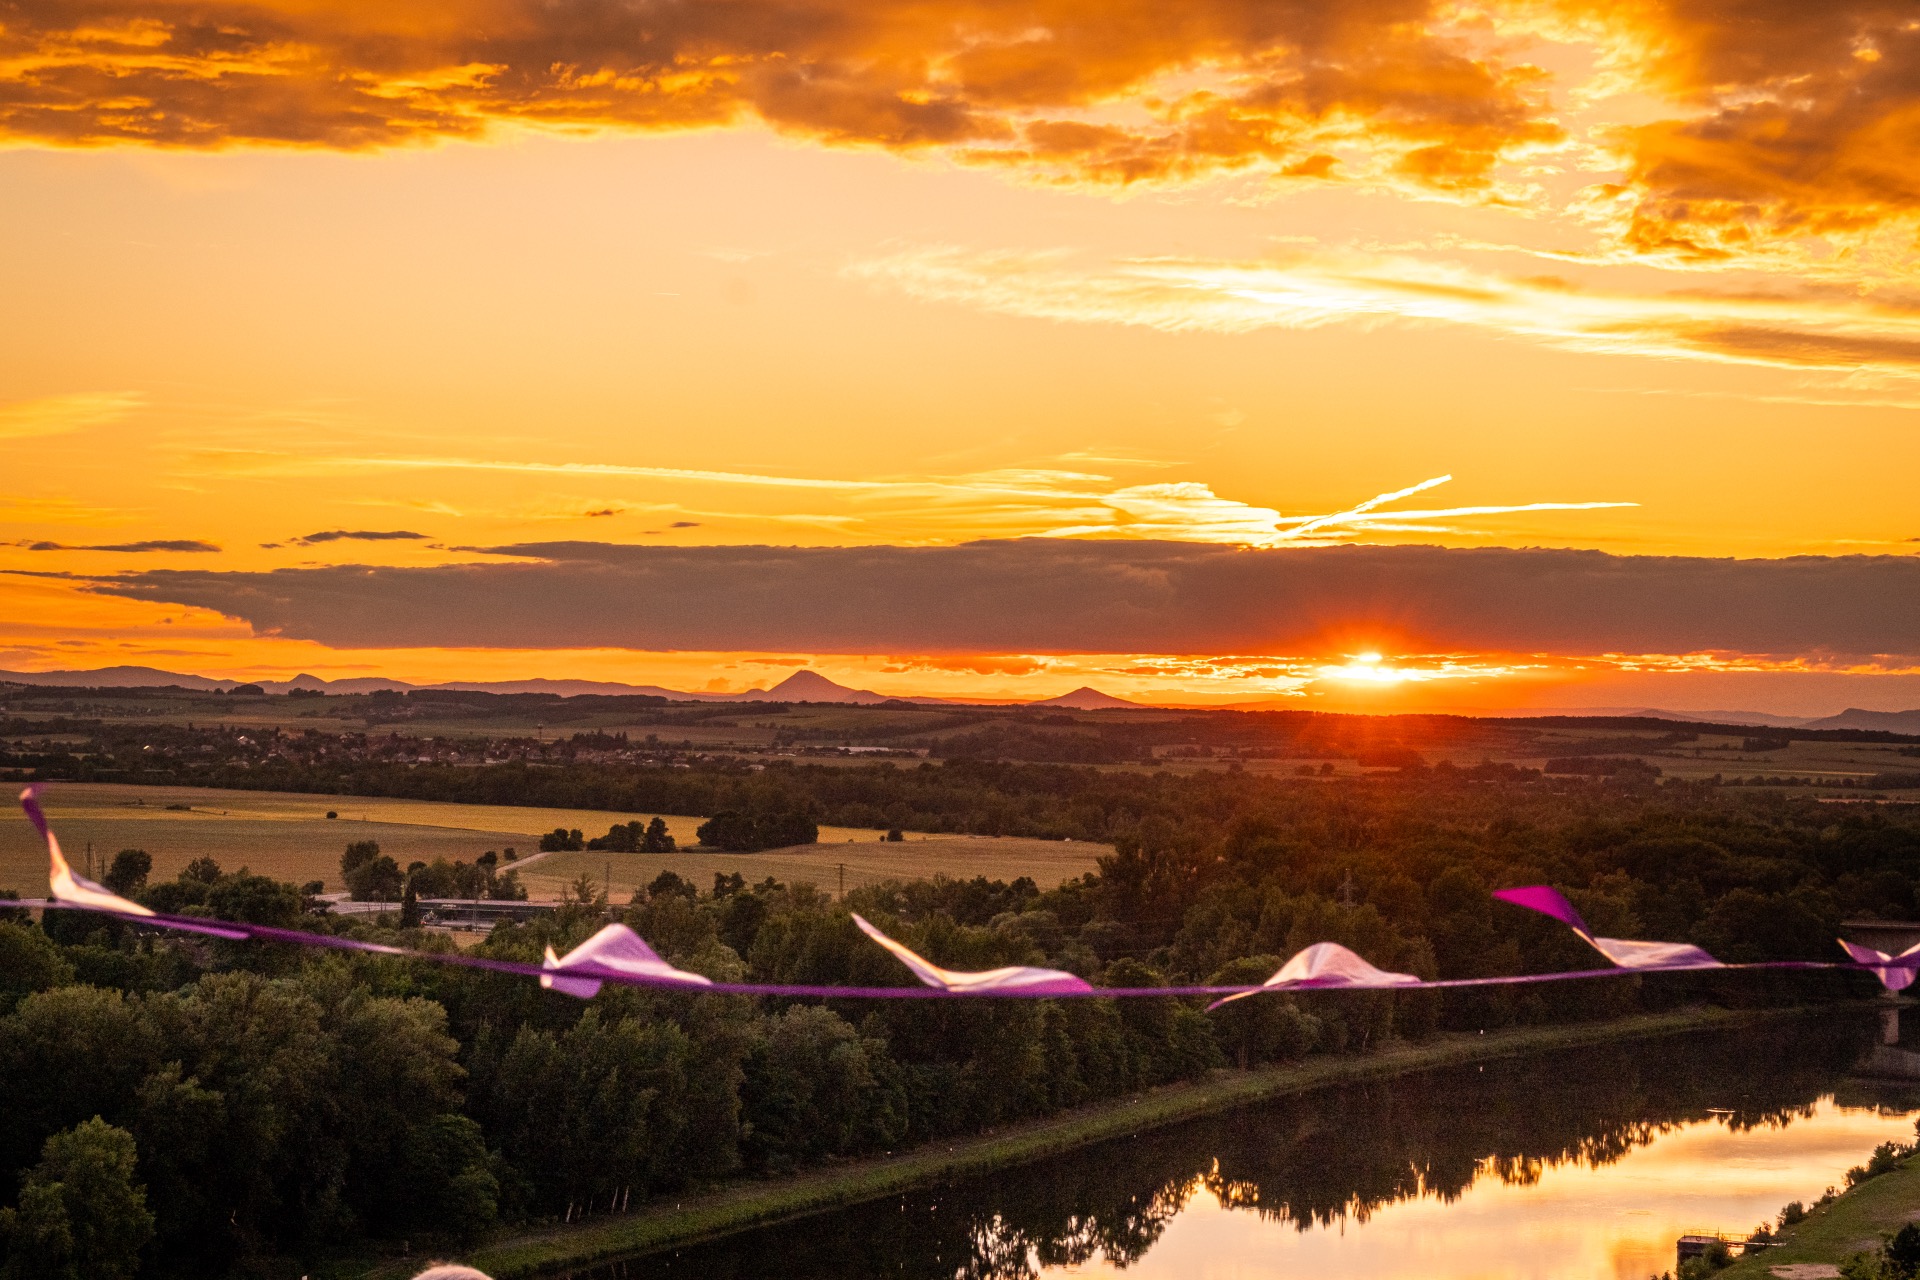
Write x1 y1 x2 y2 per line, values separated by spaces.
1677 1230 1772 1268
323 896 558 926
419 898 558 927
1840 921 1920 1077
1841 920 1920 958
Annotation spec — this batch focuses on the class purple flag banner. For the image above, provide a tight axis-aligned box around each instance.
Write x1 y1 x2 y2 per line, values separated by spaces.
1493 885 1722 971
852 912 1093 995
541 924 717 999
1210 942 1422 1010
1839 939 1920 994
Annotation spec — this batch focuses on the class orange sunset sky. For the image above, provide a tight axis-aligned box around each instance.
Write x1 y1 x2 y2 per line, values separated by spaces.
3 0 1919 714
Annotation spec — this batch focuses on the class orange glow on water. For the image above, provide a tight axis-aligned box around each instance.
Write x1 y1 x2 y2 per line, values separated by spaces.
1055 1100 1913 1280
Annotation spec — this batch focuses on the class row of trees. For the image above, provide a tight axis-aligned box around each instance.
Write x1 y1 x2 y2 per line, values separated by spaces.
694 811 818 852
46 745 1873 848
542 812 810 853
340 842 526 903
588 818 675 853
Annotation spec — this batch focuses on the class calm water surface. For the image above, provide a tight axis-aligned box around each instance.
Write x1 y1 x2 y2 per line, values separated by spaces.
574 1015 1918 1280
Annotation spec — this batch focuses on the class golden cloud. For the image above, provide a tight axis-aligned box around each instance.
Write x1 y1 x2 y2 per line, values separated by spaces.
1552 0 1920 263
851 245 1920 377
0 0 1560 199
7 2 1919 276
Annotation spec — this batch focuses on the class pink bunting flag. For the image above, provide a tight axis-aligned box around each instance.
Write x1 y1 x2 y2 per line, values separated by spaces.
851 913 1093 996
541 924 716 999
21 784 157 918
1837 939 1920 994
1210 942 1421 1009
19 784 253 940
1493 885 1721 970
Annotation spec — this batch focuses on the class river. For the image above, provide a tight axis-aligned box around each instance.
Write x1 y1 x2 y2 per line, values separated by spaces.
568 1014 1918 1280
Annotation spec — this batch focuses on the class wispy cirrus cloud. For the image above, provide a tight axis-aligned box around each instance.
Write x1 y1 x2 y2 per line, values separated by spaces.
851 246 1920 379
183 448 1628 547
0 392 142 440
1032 475 1634 544
0 496 131 526
200 452 904 492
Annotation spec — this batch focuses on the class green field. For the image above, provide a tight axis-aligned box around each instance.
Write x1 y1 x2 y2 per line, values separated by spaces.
1511 729 1920 789
521 835 1104 900
0 782 1103 899
6 684 1918 793
1721 1145 1920 1278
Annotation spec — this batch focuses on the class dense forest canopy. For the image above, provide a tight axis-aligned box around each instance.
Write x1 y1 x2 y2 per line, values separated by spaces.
2 757 1918 1276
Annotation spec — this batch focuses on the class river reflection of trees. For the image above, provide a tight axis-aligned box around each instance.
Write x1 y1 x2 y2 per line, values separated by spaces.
584 1016 1882 1280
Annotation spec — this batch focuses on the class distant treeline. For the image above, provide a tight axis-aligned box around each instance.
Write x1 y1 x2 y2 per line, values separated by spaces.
21 743 1920 858
0 749 1681 842
32 753 1217 839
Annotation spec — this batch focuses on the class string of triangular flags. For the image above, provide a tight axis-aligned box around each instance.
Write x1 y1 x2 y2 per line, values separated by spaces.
14 786 1916 1002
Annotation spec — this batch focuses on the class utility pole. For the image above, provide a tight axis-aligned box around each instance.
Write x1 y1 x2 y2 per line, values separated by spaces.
838 863 846 901
1340 868 1355 907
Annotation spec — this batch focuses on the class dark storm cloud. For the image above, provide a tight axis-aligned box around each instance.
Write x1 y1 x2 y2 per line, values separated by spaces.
86 540 1920 658
26 539 222 553
289 529 428 545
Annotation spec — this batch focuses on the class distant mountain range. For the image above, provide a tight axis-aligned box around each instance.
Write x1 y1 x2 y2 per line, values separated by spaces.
1801 708 1920 734
0 665 894 703
0 665 239 692
1033 686 1141 710
1517 705 1920 733
2 665 1914 729
0 664 1077 708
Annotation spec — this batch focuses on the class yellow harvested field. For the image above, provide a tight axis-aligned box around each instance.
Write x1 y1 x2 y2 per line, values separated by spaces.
518 837 1105 902
0 783 555 894
0 782 1105 899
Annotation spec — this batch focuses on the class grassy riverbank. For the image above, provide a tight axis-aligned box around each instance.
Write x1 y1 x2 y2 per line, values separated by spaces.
1722 1144 1920 1279
347 1003 1821 1280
